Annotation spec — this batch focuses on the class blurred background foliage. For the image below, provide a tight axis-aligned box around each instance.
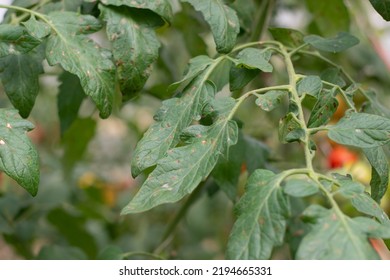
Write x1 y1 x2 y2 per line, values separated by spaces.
0 0 390 259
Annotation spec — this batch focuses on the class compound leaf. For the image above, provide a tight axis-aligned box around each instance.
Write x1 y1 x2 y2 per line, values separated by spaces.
304 32 359 53
328 112 390 148
297 205 379 259
226 169 289 259
45 11 115 118
182 0 239 53
0 109 39 196
100 5 161 99
123 98 238 214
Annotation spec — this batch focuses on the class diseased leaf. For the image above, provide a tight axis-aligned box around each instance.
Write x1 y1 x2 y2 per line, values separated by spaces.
297 205 379 259
305 0 350 36
283 178 319 197
352 217 390 239
278 113 304 143
0 109 39 196
369 0 390 21
182 0 239 53
45 11 115 118
269 27 305 48
307 88 338 128
22 15 51 39
131 67 216 177
226 169 289 259
57 72 86 135
0 45 44 118
328 112 390 148
363 147 389 202
100 5 161 99
234 48 273 72
123 98 238 214
304 32 359 53
255 90 286 112
101 0 173 24
297 75 322 98
0 24 41 57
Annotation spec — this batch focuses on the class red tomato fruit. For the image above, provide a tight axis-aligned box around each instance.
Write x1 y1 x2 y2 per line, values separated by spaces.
327 145 358 169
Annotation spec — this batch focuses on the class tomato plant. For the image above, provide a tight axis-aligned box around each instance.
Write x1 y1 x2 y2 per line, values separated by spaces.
0 0 390 260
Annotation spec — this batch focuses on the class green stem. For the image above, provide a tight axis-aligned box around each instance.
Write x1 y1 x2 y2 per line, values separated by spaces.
250 0 275 42
122 251 165 260
231 40 282 53
0 4 62 37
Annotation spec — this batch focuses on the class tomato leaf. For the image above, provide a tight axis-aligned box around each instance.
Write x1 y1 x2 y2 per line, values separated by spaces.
182 0 239 53
328 112 390 148
0 24 41 57
269 27 305 48
283 178 319 197
123 98 238 214
369 0 390 21
307 88 338 128
255 90 286 112
22 15 51 39
304 32 359 53
297 75 322 98
0 109 39 196
234 48 273 72
226 169 290 259
45 11 115 119
297 205 379 259
363 147 389 203
0 45 44 118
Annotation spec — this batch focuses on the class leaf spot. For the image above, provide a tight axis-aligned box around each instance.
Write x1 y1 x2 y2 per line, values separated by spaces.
161 183 170 189
0 140 5 145
6 123 12 129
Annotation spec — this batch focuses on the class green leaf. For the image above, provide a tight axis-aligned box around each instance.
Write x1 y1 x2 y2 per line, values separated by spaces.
182 0 240 53
168 55 214 93
0 45 44 118
307 88 338 128
297 75 322 98
305 0 350 36
100 6 161 100
22 15 51 39
234 48 273 72
337 177 390 224
320 68 346 88
123 98 238 214
268 27 305 48
229 67 259 91
226 169 289 259
297 205 379 259
363 147 389 203
45 11 115 119
369 0 390 21
283 178 319 197
131 70 216 177
57 71 86 135
0 24 41 57
255 90 286 112
278 112 304 143
101 0 173 24
304 32 359 53
328 112 390 148
62 118 96 170
362 90 390 118
0 109 39 196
